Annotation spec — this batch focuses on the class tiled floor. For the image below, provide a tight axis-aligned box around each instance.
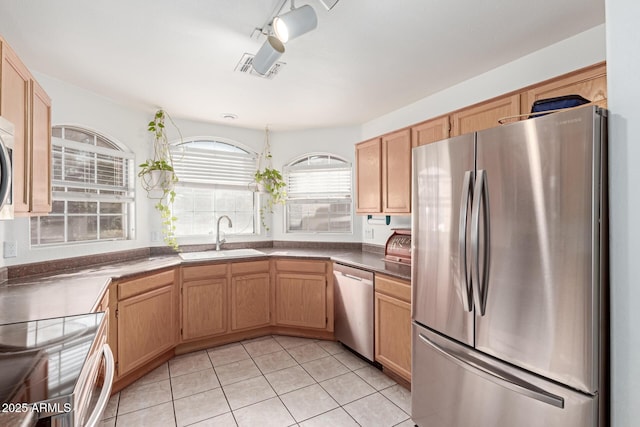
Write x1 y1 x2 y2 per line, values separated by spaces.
101 335 413 427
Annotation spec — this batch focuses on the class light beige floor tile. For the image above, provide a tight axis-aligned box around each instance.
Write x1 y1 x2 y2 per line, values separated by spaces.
173 388 230 427
171 368 220 399
298 408 359 427
233 397 296 427
381 384 411 414
118 379 172 415
101 418 116 427
214 358 262 386
264 365 316 395
273 335 316 349
353 366 397 391
115 401 175 427
302 356 350 382
169 351 213 377
320 372 376 405
132 363 170 386
188 412 238 426
222 376 277 410
287 342 330 364
280 384 339 422
253 350 298 374
207 344 250 367
333 351 369 371
344 393 409 427
242 337 284 357
394 419 417 427
102 392 119 419
316 340 345 355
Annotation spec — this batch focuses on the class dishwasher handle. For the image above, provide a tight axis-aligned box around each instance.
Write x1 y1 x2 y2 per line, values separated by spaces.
333 263 374 283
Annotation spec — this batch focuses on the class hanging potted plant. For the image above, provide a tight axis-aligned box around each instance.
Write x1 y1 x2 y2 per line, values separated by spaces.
253 127 286 230
138 109 181 251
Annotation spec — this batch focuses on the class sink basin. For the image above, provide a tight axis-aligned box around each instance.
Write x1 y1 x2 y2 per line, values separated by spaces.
179 248 265 261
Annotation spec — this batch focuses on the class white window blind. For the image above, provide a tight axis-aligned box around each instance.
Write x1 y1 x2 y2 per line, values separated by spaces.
171 140 257 189
284 154 353 233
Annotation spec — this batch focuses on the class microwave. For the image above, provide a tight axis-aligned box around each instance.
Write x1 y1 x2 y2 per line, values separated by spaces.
0 116 13 220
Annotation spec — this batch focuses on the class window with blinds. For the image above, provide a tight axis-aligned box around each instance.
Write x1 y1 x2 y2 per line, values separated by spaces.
30 126 135 246
170 139 258 237
284 154 353 233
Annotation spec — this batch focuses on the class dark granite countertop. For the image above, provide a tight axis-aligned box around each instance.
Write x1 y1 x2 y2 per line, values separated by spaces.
0 248 410 325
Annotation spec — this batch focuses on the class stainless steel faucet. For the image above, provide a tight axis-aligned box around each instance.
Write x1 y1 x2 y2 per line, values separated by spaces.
216 215 232 251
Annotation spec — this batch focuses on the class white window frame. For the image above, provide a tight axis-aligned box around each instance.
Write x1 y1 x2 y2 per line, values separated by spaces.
170 137 260 240
284 153 353 234
30 125 135 246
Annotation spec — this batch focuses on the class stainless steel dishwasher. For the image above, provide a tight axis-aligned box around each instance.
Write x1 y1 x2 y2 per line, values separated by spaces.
333 263 374 362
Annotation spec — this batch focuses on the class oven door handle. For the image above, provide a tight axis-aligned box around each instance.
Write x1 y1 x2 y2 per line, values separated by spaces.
85 344 115 427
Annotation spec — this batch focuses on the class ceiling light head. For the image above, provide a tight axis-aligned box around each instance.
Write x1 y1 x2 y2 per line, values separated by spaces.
252 36 285 76
273 4 318 43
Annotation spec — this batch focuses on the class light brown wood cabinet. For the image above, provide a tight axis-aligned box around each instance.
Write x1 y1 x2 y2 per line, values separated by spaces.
230 261 271 331
451 93 521 136
274 259 333 331
374 274 411 382
355 138 382 213
0 37 52 215
381 129 411 214
181 264 228 341
411 115 450 147
114 269 178 377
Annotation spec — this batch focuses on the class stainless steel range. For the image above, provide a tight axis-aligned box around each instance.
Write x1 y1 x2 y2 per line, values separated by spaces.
0 312 114 427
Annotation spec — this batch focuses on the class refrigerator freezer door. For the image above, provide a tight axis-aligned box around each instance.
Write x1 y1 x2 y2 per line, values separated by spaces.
412 323 598 427
412 134 475 345
474 106 603 394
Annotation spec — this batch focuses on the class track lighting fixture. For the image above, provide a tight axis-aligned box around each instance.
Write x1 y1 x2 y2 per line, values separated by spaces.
273 3 318 43
252 36 285 75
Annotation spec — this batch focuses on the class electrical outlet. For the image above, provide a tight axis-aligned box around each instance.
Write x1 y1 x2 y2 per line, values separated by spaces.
3 241 17 258
150 231 161 242
365 228 374 239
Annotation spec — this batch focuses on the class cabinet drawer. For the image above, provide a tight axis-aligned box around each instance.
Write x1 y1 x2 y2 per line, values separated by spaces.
375 274 411 303
231 260 270 275
118 269 175 300
182 263 227 281
275 259 326 274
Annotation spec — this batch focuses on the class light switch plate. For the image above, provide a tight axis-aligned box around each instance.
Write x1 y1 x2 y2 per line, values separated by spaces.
3 241 17 258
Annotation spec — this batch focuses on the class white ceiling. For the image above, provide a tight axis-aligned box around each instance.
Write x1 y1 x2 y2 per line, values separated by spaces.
0 0 605 130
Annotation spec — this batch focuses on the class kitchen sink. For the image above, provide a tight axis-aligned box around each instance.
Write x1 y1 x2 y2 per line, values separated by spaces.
179 248 265 261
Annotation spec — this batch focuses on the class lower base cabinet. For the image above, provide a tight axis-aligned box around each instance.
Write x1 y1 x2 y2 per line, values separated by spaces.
230 261 271 331
115 269 178 377
374 274 412 382
181 264 228 341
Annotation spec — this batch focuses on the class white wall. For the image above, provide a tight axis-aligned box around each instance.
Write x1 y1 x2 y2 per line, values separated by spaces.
359 24 607 247
605 0 640 425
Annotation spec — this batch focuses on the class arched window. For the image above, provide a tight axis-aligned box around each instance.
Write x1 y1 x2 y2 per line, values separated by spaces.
170 138 258 237
30 126 135 245
284 153 352 233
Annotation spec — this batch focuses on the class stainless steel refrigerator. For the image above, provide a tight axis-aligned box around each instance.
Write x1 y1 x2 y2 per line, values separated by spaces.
411 106 607 427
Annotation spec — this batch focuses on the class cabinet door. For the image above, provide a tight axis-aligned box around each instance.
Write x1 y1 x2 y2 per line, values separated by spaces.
451 94 520 136
182 278 227 341
230 273 270 331
523 62 607 111
117 285 176 376
276 273 327 329
412 116 450 147
375 292 411 381
355 138 381 213
30 80 52 213
382 129 411 213
0 41 31 214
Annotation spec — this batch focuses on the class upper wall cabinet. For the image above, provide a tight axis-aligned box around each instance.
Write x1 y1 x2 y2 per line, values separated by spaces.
381 129 411 214
522 62 607 112
355 129 412 215
0 36 52 216
355 138 382 213
451 93 520 136
411 115 450 148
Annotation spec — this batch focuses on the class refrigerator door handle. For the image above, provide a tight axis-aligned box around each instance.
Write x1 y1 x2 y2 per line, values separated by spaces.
471 169 490 315
457 170 473 312
417 333 565 409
